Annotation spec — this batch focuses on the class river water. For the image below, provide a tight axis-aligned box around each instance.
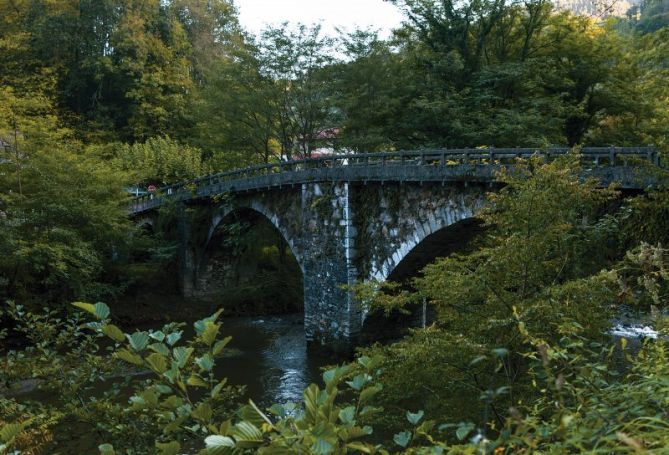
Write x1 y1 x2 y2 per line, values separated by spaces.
216 313 331 407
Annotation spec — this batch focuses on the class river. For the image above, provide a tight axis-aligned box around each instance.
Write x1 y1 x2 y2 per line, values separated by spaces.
215 313 331 407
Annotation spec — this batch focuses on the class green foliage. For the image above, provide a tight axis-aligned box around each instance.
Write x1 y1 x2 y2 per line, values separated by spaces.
1 1 669 453
2 248 669 454
114 136 210 186
0 302 243 454
197 356 385 454
0 88 131 306
358 155 622 434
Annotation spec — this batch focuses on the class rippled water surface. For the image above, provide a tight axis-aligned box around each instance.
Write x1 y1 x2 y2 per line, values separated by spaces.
216 313 331 407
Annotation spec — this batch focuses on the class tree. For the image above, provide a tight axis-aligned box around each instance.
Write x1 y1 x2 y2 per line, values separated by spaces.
170 0 241 84
113 136 209 186
361 155 620 431
332 30 423 151
634 0 669 33
0 87 130 305
258 23 339 159
191 41 280 167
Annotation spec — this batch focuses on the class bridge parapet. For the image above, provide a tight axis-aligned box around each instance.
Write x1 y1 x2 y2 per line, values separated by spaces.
129 147 658 214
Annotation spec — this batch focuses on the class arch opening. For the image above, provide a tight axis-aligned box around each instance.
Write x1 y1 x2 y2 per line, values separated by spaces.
361 217 485 343
387 218 485 283
196 207 304 316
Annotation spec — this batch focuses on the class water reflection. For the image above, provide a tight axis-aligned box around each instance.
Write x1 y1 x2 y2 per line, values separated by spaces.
218 314 329 408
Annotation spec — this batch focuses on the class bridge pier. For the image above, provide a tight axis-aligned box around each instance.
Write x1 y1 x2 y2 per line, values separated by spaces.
301 182 361 354
177 207 197 298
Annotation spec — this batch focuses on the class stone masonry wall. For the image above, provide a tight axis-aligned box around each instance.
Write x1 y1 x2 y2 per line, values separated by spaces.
176 181 488 351
351 183 487 281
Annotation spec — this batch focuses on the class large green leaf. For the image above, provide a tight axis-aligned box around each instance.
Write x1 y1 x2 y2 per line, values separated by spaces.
187 374 208 388
146 353 168 373
344 425 373 440
72 302 96 316
149 330 166 342
213 336 232 356
149 342 170 356
359 385 382 403
304 384 322 420
456 422 475 441
203 435 235 455
130 388 159 410
338 406 356 425
196 354 214 372
115 349 143 366
161 395 181 410
393 431 411 448
211 378 228 398
98 443 116 455
191 403 213 423
230 421 263 448
172 346 194 368
0 422 25 443
346 374 369 391
126 331 150 351
311 437 334 455
72 301 110 320
322 367 338 386
194 309 224 335
166 331 182 346
102 323 125 342
406 410 424 425
200 321 220 346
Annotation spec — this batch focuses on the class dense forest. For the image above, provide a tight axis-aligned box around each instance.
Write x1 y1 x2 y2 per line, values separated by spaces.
1 0 669 453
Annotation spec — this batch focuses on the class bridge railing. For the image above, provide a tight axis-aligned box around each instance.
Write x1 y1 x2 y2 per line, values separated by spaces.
130 146 658 212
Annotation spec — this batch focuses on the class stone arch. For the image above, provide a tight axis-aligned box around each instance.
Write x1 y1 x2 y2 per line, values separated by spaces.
386 217 484 282
135 216 155 230
131 217 157 241
360 199 486 343
205 201 304 274
368 193 486 283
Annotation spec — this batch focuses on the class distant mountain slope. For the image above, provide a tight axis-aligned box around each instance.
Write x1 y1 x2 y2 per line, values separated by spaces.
552 0 640 17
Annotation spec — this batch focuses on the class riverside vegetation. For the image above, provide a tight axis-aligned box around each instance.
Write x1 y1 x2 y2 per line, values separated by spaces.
2 0 669 453
2 156 669 453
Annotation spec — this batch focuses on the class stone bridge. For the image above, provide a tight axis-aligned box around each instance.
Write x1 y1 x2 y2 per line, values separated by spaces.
130 147 658 351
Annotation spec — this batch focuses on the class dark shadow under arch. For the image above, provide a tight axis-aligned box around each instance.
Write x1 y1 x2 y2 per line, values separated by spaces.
196 207 304 315
206 203 304 274
387 218 485 283
360 217 486 344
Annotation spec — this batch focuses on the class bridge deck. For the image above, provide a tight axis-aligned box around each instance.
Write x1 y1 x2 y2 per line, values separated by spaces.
129 147 659 214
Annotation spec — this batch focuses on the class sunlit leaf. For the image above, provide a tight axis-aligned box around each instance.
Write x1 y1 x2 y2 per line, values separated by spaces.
187 375 208 387
213 336 232 355
196 354 215 371
201 322 220 346
146 353 168 373
102 324 125 342
98 443 116 455
339 406 356 425
173 346 193 368
115 349 143 366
